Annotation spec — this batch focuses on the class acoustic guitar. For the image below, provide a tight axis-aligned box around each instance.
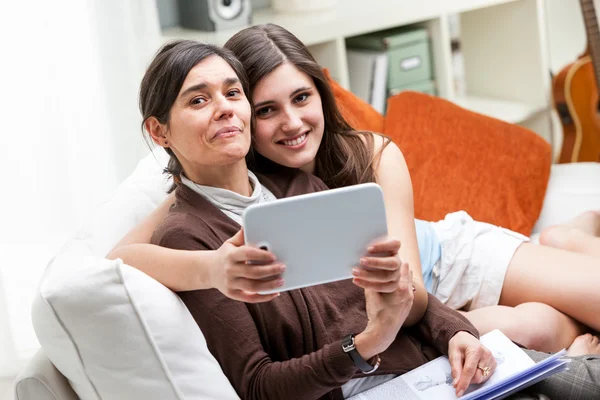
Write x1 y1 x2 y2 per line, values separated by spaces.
553 0 600 163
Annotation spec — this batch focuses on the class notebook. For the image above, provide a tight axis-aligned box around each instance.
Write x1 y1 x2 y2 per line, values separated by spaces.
348 329 569 400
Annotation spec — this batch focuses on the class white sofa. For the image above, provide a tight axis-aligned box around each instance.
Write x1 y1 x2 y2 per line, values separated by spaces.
13 149 600 400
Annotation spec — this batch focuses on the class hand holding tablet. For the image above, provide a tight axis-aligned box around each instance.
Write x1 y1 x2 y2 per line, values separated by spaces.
242 183 389 294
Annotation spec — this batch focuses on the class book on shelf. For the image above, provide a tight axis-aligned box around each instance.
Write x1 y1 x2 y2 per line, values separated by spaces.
347 329 569 400
346 49 388 114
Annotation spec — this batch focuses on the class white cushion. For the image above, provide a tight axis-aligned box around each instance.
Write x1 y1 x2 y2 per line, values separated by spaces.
532 162 600 234
31 149 240 400
15 349 79 400
66 149 171 257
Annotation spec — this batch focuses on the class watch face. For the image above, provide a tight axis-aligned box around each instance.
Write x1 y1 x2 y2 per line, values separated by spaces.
212 0 243 20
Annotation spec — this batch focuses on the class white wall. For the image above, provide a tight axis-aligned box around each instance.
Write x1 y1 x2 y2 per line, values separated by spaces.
92 1 158 184
545 0 599 74
0 275 16 377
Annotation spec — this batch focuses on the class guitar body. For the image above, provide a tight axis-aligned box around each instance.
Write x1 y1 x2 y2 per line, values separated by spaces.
554 56 600 163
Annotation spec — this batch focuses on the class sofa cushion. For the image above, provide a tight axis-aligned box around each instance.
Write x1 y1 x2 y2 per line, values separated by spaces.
67 149 172 258
384 92 552 236
31 149 240 400
15 349 79 400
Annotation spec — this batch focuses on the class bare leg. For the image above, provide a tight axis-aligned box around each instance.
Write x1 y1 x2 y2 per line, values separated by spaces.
567 333 600 357
539 210 600 256
554 210 600 236
499 242 600 332
540 227 600 258
462 302 587 353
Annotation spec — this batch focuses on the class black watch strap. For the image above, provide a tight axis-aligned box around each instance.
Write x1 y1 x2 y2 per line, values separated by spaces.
342 334 381 374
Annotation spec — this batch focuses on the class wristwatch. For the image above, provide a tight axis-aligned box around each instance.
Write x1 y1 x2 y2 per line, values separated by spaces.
342 334 381 374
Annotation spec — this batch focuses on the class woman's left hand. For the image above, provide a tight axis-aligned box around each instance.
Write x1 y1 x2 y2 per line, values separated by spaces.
448 331 497 397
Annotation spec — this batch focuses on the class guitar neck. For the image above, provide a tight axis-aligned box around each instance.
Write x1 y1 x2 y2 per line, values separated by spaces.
581 0 600 92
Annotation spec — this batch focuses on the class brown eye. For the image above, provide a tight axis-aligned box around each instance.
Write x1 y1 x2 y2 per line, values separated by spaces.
256 106 274 116
294 93 309 103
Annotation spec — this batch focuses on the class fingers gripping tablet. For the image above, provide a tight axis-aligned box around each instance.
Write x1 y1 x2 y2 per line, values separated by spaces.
243 183 388 294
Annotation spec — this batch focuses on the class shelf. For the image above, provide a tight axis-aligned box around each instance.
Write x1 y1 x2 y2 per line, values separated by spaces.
161 0 521 47
446 0 520 14
453 95 545 124
162 1 439 46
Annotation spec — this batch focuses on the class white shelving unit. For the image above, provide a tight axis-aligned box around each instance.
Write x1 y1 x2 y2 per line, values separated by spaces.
162 0 553 142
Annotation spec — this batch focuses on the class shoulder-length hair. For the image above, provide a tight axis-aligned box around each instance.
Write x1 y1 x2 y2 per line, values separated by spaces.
139 40 250 191
225 24 387 189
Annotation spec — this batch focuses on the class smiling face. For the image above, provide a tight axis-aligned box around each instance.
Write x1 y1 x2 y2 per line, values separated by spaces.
251 62 325 174
148 55 252 181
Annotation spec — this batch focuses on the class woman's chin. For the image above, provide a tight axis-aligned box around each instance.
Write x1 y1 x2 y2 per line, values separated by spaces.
273 156 313 171
216 147 251 165
274 150 317 170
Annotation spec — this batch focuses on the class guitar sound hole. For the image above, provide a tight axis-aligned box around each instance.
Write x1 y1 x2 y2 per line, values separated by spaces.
557 103 573 125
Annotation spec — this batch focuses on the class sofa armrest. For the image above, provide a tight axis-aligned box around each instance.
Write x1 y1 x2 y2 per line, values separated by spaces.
532 162 600 234
15 349 79 400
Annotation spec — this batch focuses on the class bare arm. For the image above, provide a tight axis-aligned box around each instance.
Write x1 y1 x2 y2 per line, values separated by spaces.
109 243 217 292
372 135 428 325
107 193 207 292
108 194 283 299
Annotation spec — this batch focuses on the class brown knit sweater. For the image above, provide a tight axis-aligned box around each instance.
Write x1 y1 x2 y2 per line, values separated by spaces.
151 170 479 400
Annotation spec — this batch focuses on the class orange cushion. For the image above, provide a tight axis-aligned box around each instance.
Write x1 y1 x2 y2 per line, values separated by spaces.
324 69 385 133
384 92 552 235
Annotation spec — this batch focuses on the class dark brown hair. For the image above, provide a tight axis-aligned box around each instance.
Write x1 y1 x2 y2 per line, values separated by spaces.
224 24 388 189
139 40 250 191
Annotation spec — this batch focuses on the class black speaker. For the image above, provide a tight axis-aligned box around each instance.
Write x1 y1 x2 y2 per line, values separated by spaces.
178 0 252 32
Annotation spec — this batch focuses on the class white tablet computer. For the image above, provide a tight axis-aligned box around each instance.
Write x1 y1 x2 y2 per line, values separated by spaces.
242 183 388 294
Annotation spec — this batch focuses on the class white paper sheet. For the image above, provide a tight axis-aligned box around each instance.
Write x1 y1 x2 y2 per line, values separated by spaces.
348 330 569 400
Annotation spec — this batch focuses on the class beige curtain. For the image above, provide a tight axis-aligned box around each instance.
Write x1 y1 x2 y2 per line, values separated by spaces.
0 0 161 377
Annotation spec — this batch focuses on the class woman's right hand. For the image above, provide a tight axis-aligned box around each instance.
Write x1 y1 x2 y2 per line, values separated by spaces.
355 262 415 359
211 229 285 303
